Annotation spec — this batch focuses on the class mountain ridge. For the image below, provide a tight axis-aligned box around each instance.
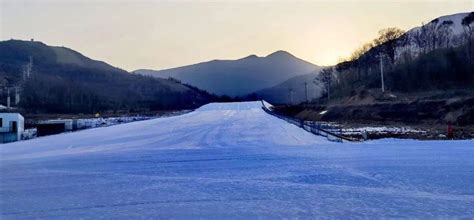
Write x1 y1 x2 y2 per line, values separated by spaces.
134 50 321 97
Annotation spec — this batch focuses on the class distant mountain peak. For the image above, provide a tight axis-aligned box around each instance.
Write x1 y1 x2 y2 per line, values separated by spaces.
240 54 259 60
135 49 319 97
266 50 295 58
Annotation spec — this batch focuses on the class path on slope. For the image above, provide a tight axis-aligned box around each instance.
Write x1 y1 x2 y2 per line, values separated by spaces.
1 101 474 218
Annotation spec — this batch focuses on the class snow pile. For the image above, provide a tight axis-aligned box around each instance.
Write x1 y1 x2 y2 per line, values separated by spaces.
75 116 156 130
261 100 274 111
342 126 426 136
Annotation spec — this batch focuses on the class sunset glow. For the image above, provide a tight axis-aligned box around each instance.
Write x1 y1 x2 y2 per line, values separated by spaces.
1 0 472 70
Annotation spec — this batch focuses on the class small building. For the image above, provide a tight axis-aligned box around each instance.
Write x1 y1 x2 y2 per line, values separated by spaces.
0 113 24 143
36 119 73 136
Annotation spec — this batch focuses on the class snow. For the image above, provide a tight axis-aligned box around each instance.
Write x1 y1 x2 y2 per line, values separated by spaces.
407 12 470 37
74 116 154 130
396 12 471 63
1 101 474 218
342 126 426 136
436 12 471 35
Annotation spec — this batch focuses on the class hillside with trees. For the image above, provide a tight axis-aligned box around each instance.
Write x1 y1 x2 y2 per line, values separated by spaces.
315 12 473 101
275 12 474 139
0 40 215 114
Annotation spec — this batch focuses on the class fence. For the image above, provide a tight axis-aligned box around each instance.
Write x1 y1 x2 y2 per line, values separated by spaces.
260 100 360 143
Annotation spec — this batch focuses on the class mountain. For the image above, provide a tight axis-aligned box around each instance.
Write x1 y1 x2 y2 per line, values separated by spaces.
135 50 321 97
0 40 214 113
256 71 323 104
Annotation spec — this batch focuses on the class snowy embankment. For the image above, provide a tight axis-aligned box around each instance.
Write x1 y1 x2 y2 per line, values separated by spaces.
73 110 191 130
1 101 474 218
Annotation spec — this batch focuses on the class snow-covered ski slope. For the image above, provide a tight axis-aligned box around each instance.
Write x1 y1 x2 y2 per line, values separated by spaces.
1 101 474 218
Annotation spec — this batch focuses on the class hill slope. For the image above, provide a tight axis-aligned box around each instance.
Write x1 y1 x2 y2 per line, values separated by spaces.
256 71 323 104
0 40 213 113
135 51 320 97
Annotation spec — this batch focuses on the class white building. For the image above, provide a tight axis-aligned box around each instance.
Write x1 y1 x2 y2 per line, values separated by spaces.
0 113 24 143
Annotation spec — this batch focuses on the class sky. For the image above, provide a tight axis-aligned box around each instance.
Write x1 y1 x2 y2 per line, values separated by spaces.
1 0 473 71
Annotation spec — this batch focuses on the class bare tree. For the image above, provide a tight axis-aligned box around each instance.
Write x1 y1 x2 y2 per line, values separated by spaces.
437 20 454 48
412 23 429 54
374 27 406 64
318 67 334 100
462 12 474 60
350 42 374 61
349 42 374 81
425 19 439 51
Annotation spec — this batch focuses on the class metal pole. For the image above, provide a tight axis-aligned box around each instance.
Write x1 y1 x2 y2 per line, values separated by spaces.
7 88 10 109
15 87 20 105
379 53 385 93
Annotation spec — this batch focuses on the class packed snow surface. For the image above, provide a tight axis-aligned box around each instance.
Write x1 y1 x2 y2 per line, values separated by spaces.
1 101 474 218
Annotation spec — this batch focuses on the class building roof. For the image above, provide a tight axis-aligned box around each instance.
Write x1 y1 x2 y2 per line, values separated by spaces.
0 112 24 120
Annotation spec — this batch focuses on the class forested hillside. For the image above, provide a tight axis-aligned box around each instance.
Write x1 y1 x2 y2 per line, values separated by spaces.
316 12 474 100
0 40 215 114
275 12 474 137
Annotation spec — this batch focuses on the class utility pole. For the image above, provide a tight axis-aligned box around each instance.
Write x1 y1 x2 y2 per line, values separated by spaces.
15 87 20 105
7 88 10 109
379 53 385 93
22 56 33 80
